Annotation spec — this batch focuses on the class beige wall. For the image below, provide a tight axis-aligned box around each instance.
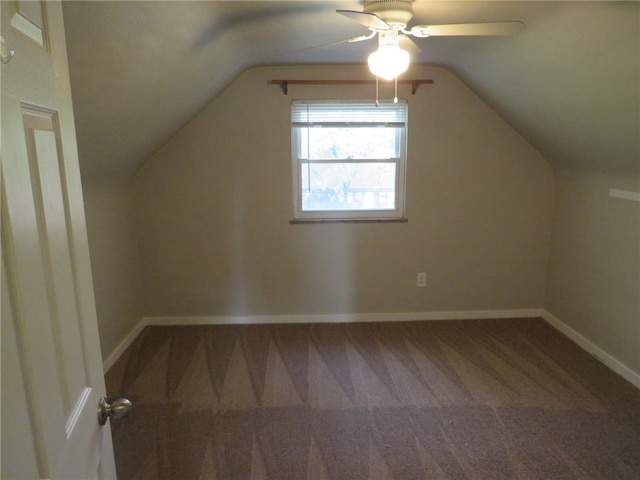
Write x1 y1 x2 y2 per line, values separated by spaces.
546 168 640 374
135 65 554 317
83 172 145 360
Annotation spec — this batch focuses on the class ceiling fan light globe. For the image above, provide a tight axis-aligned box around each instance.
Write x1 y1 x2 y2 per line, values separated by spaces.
368 45 410 80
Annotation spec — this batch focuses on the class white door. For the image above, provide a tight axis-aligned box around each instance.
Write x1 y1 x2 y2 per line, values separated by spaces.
1 1 119 478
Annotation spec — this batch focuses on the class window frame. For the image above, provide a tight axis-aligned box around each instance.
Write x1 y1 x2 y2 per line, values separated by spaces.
291 99 408 221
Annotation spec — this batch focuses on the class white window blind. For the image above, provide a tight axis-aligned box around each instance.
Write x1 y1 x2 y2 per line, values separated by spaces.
292 101 407 128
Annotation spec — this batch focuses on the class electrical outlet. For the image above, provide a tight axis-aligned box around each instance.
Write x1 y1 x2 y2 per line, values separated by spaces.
416 272 427 287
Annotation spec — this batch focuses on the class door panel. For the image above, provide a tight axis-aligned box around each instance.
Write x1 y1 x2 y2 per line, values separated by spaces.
1 241 41 480
25 107 90 420
1 1 118 478
10 0 48 47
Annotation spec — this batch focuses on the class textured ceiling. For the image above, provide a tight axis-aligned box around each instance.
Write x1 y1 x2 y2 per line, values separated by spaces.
62 1 639 177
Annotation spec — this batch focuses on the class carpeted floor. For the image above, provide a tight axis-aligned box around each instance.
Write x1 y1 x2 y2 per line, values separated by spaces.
105 318 640 479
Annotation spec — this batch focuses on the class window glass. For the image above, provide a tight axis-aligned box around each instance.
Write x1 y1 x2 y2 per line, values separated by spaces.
292 100 407 220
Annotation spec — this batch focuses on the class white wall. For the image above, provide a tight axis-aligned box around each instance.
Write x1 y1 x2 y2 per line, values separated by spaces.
83 172 145 361
135 64 555 318
546 168 640 374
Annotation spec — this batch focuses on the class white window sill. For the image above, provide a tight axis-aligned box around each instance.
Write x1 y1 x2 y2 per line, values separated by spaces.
289 218 408 224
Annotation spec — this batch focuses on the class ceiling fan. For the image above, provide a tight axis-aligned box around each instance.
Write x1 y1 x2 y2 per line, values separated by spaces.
337 0 525 79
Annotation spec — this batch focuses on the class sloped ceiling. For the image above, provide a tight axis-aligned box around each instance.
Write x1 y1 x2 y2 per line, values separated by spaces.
62 1 639 177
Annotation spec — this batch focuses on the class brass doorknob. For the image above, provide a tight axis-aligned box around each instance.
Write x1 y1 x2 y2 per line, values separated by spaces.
98 396 133 425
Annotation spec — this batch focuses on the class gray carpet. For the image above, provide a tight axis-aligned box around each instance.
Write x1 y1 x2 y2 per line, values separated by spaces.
105 318 640 479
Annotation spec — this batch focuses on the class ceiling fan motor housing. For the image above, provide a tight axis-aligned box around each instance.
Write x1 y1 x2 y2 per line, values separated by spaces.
364 0 414 29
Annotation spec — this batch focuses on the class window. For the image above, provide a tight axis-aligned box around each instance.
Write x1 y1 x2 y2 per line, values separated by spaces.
291 100 408 221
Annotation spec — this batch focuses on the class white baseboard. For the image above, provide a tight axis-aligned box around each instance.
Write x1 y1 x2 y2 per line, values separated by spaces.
542 310 640 389
107 309 540 370
143 308 544 326
103 318 148 372
104 308 639 391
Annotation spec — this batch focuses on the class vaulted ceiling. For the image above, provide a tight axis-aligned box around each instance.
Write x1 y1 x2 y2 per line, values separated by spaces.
62 1 639 177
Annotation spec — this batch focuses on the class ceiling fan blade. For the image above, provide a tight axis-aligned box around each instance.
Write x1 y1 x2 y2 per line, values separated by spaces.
270 34 373 58
336 9 392 31
410 21 525 37
399 35 421 54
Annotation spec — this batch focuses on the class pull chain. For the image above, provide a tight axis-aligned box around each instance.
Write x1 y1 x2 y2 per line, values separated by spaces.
394 76 398 104
374 75 399 105
306 103 311 193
